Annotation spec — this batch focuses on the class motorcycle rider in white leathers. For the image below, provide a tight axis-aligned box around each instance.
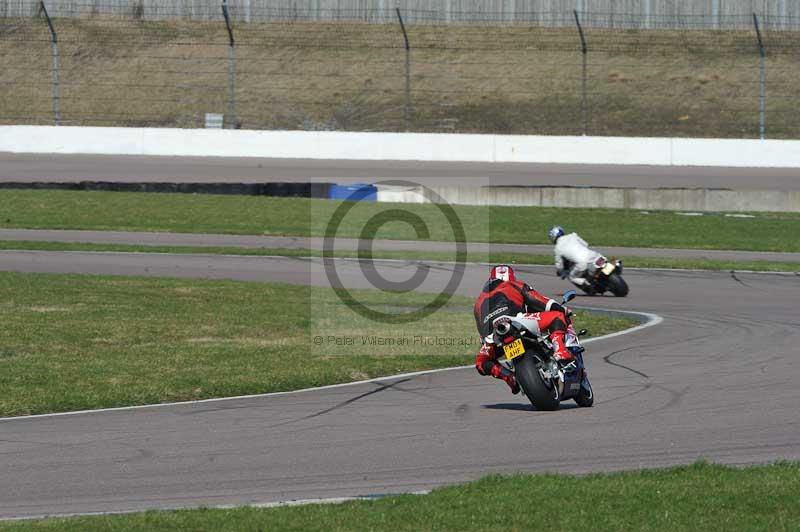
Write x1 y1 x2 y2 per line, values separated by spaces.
549 226 603 293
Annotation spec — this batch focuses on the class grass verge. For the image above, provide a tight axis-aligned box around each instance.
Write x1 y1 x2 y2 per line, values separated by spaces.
2 190 800 252
1 462 798 531
0 271 635 417
1 240 797 272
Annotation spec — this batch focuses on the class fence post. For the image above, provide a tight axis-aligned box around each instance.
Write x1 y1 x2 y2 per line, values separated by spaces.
712 0 720 29
222 1 237 129
753 13 766 140
39 1 60 126
396 8 412 131
779 0 787 30
574 10 588 136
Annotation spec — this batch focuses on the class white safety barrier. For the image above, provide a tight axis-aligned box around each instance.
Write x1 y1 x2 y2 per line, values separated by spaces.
2 125 800 167
375 184 800 212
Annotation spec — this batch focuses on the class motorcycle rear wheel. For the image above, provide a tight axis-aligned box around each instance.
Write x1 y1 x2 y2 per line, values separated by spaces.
574 376 594 407
607 274 629 297
515 356 560 411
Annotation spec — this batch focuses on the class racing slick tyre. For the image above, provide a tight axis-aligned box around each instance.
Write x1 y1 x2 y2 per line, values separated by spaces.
607 274 629 297
574 375 594 407
515 356 560 411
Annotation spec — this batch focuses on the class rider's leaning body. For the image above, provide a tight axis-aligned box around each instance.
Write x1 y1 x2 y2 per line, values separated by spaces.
549 225 604 293
473 265 575 394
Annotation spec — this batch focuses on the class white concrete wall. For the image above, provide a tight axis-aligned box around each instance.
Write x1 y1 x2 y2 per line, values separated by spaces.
375 185 800 212
2 125 800 168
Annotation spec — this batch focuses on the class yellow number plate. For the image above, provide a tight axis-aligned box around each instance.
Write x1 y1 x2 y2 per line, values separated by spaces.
503 339 525 360
601 263 615 275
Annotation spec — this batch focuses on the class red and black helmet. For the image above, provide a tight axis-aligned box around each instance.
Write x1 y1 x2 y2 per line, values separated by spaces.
489 264 516 283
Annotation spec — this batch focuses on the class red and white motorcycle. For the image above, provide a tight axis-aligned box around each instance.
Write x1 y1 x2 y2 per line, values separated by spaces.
491 291 593 411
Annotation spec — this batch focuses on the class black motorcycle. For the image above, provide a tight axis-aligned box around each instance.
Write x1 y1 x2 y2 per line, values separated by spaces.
562 256 629 297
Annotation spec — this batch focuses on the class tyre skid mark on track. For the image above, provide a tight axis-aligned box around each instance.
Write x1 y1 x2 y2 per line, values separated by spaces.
649 383 691 415
729 270 766 291
595 382 653 406
602 345 650 379
760 354 786 374
270 378 415 429
0 309 663 423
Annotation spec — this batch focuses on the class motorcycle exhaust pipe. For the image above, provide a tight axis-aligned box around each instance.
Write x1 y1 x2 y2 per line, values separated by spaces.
493 319 512 337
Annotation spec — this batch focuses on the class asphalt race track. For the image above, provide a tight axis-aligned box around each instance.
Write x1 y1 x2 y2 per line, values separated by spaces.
1 252 799 519
3 153 800 189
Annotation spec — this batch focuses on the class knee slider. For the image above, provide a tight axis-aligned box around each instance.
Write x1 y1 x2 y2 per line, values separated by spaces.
479 359 496 376
550 317 567 332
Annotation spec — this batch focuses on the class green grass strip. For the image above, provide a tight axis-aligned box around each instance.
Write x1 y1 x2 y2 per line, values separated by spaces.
0 272 634 417
2 190 800 251
1 240 797 272
2 461 798 531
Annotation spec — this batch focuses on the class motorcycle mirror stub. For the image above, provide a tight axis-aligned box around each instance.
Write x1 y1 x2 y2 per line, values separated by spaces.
578 329 588 337
562 290 577 303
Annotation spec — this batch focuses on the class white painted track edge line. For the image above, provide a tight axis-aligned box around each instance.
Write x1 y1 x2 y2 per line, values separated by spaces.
0 309 662 423
0 492 434 522
578 308 664 341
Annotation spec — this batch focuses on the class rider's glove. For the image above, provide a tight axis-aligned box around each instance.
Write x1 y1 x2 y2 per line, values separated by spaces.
564 306 575 324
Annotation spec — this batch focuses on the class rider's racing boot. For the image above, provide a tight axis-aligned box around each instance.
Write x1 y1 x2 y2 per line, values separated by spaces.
550 331 577 370
573 276 597 295
490 364 520 395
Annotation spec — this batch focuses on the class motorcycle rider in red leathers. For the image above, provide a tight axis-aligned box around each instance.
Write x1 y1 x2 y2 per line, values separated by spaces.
474 265 575 394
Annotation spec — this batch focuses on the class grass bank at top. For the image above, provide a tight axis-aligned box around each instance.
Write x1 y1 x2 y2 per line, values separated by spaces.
3 190 800 252
2 462 798 531
5 17 800 138
0 271 634 417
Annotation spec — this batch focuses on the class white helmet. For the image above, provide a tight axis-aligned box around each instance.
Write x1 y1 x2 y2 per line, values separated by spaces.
548 226 565 244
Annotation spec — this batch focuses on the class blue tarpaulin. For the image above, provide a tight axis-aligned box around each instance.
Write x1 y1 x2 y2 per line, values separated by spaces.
329 183 377 201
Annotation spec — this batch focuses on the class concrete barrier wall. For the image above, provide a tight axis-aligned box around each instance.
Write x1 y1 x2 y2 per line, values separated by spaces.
3 125 800 168
377 185 800 212
495 135 674 166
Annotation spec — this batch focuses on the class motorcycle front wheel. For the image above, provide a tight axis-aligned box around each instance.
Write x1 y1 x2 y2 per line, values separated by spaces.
515 356 560 411
607 273 629 297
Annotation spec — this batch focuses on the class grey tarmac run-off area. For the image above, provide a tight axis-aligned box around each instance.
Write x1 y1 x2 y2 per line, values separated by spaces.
0 252 799 519
3 153 800 190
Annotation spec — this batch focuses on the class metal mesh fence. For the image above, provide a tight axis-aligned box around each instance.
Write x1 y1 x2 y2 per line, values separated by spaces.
5 1 800 28
2 5 800 138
